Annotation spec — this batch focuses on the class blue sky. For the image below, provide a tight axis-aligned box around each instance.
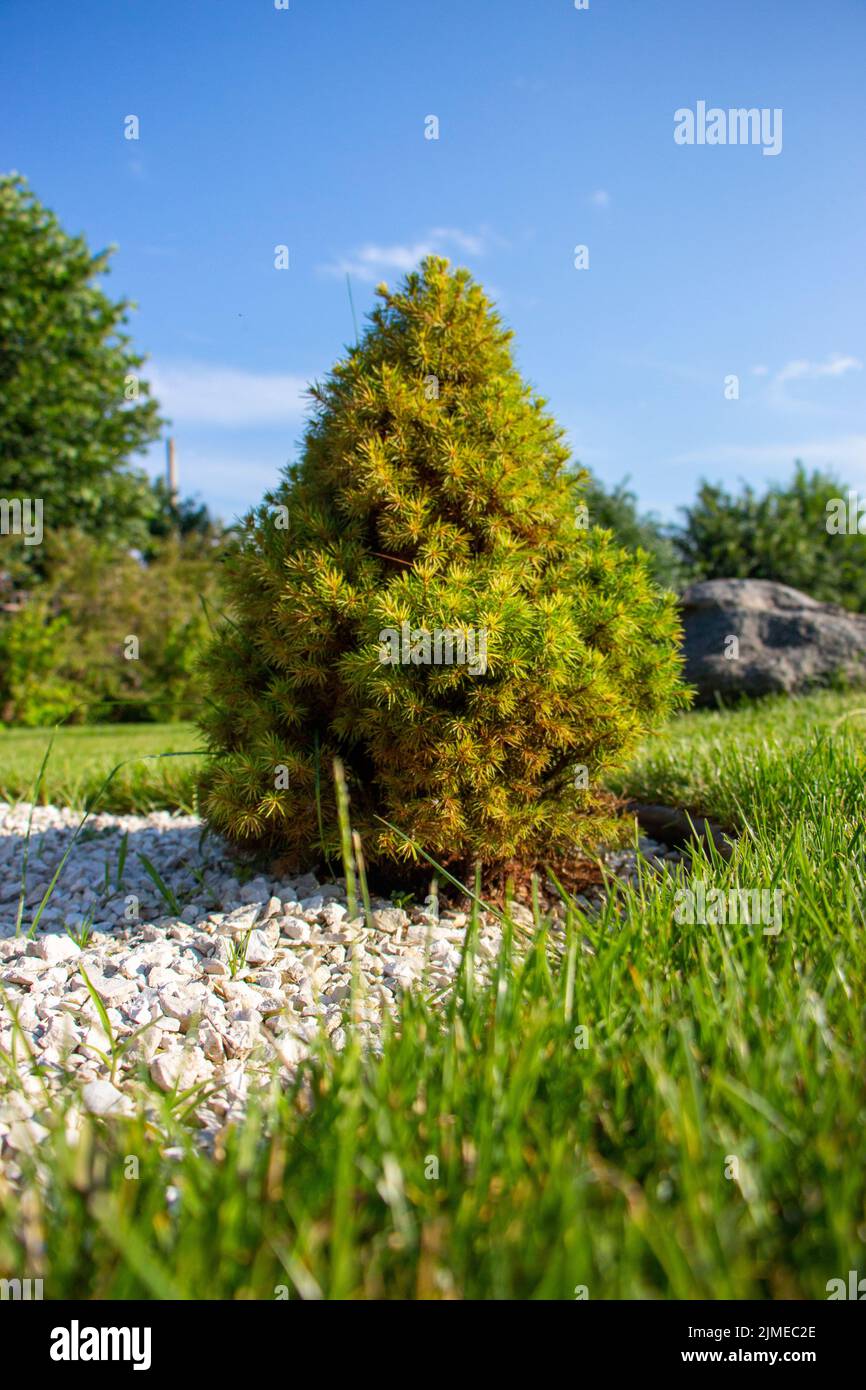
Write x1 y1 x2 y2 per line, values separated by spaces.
2 0 864 525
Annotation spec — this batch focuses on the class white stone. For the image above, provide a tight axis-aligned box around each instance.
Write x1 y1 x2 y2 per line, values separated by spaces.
150 1047 212 1092
198 1019 225 1064
30 934 81 964
159 985 207 1028
372 908 408 934
82 1079 130 1117
244 929 274 966
281 916 310 942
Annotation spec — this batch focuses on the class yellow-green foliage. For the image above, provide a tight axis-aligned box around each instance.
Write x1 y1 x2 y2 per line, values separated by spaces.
199 259 686 873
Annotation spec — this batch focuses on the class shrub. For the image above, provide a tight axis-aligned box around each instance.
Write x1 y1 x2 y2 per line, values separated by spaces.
199 258 686 879
675 464 866 611
0 594 79 725
0 532 220 725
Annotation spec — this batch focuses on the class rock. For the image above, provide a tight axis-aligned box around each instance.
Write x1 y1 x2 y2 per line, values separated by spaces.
153 1014 181 1034
384 961 416 990
149 1047 212 1092
82 1079 129 1117
40 1014 82 1051
372 908 409 935
299 894 325 913
681 579 866 703
198 1019 226 1064
506 904 534 929
123 995 155 1027
201 958 228 976
29 934 81 964
2 959 48 986
281 916 310 942
244 929 275 965
85 973 139 1006
158 984 207 1028
81 1024 112 1055
238 876 272 904
319 883 345 903
221 980 272 1012
320 901 348 929
220 1018 260 1059
271 1034 304 1067
6 1117 50 1151
221 904 261 935
126 1027 161 1064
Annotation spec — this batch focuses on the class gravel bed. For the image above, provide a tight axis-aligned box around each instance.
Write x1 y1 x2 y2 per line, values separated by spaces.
0 802 681 1171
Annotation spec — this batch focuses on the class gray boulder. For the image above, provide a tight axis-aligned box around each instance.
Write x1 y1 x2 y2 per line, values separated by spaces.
681 579 866 704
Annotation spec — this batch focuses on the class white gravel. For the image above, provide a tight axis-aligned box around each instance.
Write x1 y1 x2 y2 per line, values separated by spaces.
0 801 679 1171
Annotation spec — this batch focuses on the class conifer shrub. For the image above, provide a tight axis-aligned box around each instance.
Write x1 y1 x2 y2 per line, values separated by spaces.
199 259 686 882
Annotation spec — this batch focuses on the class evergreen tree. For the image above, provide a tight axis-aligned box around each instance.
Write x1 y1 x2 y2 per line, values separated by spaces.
199 259 686 878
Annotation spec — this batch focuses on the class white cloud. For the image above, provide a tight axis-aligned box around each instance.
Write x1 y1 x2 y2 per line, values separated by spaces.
149 362 310 427
321 227 488 282
588 189 610 208
428 226 486 254
775 354 862 384
670 434 866 476
757 353 864 413
144 442 289 522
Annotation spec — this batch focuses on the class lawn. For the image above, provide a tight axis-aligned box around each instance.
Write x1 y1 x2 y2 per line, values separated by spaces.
1 689 865 1299
0 722 203 813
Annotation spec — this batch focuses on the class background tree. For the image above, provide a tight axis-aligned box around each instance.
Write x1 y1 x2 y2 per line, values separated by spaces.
676 463 866 610
0 529 220 725
0 174 162 568
582 473 683 591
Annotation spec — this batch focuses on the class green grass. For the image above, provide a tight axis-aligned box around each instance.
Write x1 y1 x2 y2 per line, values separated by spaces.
0 723 203 813
1 690 865 1298
610 687 866 827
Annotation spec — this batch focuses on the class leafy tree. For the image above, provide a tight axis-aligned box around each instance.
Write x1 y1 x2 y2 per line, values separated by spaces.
582 473 683 590
0 174 162 566
199 259 686 881
676 463 866 610
143 478 227 558
0 531 220 725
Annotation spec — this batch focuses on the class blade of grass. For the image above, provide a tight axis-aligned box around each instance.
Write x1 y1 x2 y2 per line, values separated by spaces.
116 829 129 889
15 724 58 936
333 758 358 919
136 851 181 916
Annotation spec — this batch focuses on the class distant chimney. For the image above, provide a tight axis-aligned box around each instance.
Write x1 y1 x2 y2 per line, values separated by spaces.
166 436 178 503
